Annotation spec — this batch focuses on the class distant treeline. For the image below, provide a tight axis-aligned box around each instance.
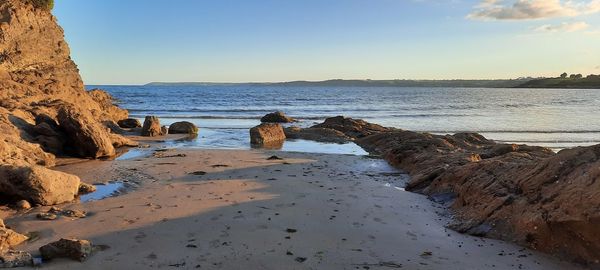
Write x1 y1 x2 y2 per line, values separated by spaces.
516 74 600 89
147 75 600 89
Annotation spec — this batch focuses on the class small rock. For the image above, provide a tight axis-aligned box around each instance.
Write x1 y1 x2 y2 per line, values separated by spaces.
0 227 29 251
36 213 58 221
295 257 307 263
61 210 86 218
0 250 33 268
267 156 283 160
78 183 96 195
39 238 93 262
15 200 31 210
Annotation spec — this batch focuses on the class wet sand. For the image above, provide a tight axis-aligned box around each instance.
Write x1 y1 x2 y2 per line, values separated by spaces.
3 149 582 269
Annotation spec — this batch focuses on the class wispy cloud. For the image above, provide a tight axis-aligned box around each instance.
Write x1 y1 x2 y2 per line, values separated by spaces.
535 21 590 32
468 0 600 20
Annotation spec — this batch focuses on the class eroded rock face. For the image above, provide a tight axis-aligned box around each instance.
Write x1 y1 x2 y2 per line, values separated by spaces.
57 105 116 158
284 127 351 144
250 123 286 146
319 116 600 265
169 121 198 134
261 111 295 123
141 116 163 137
0 165 81 205
0 0 129 166
39 238 93 262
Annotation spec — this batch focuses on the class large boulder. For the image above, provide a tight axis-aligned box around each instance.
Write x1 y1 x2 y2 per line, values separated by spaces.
141 116 163 137
284 127 351 144
168 121 198 134
260 111 295 123
250 123 286 146
39 238 93 262
117 118 142 128
0 165 81 205
57 106 116 158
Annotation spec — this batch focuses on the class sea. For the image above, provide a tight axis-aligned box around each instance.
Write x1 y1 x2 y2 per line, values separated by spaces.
92 85 600 153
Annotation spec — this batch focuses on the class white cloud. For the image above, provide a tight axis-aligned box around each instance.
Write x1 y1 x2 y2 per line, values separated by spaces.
535 21 590 32
468 0 600 20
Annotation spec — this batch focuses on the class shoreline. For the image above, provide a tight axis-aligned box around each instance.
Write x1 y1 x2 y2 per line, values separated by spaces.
2 146 583 269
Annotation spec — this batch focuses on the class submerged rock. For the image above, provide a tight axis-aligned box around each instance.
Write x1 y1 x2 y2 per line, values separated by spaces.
141 116 163 137
284 127 351 144
250 123 286 146
117 118 142 128
261 111 295 123
39 238 92 262
0 165 80 206
168 121 198 134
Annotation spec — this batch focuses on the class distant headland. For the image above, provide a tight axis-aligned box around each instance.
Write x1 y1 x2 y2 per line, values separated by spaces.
146 74 600 89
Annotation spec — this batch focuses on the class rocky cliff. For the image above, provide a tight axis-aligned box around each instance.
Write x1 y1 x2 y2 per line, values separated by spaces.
313 116 600 266
0 0 131 207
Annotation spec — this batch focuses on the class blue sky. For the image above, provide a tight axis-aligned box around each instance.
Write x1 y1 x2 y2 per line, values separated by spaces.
54 0 600 85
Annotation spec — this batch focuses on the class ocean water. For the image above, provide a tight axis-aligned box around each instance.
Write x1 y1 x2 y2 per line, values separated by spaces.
93 85 600 152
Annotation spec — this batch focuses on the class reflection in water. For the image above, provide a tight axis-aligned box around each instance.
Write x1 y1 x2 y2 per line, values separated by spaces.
80 182 127 202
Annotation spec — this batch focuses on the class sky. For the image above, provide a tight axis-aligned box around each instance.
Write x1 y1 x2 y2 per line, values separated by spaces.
53 0 600 85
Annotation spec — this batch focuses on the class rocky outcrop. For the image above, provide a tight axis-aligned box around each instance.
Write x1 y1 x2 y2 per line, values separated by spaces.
313 116 600 265
141 116 163 137
117 118 141 128
312 116 390 138
39 238 93 262
57 105 116 158
250 123 286 147
169 121 198 134
261 111 295 123
284 127 351 144
0 165 81 205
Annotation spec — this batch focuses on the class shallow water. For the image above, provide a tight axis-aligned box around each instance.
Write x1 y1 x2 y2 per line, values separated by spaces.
94 85 600 151
80 182 127 202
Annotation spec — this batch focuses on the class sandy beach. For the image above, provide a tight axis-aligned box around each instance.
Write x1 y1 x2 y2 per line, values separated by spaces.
1 147 581 269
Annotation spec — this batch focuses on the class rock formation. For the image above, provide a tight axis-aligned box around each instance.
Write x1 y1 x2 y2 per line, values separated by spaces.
117 118 141 128
250 123 286 147
39 238 93 262
260 111 295 123
141 116 163 137
0 0 131 205
168 121 198 134
304 116 600 266
284 126 351 144
0 165 81 205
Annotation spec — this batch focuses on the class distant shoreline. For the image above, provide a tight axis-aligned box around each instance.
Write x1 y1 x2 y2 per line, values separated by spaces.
143 77 600 89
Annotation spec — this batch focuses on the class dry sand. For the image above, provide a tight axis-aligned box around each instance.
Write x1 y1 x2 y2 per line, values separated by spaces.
2 148 583 269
